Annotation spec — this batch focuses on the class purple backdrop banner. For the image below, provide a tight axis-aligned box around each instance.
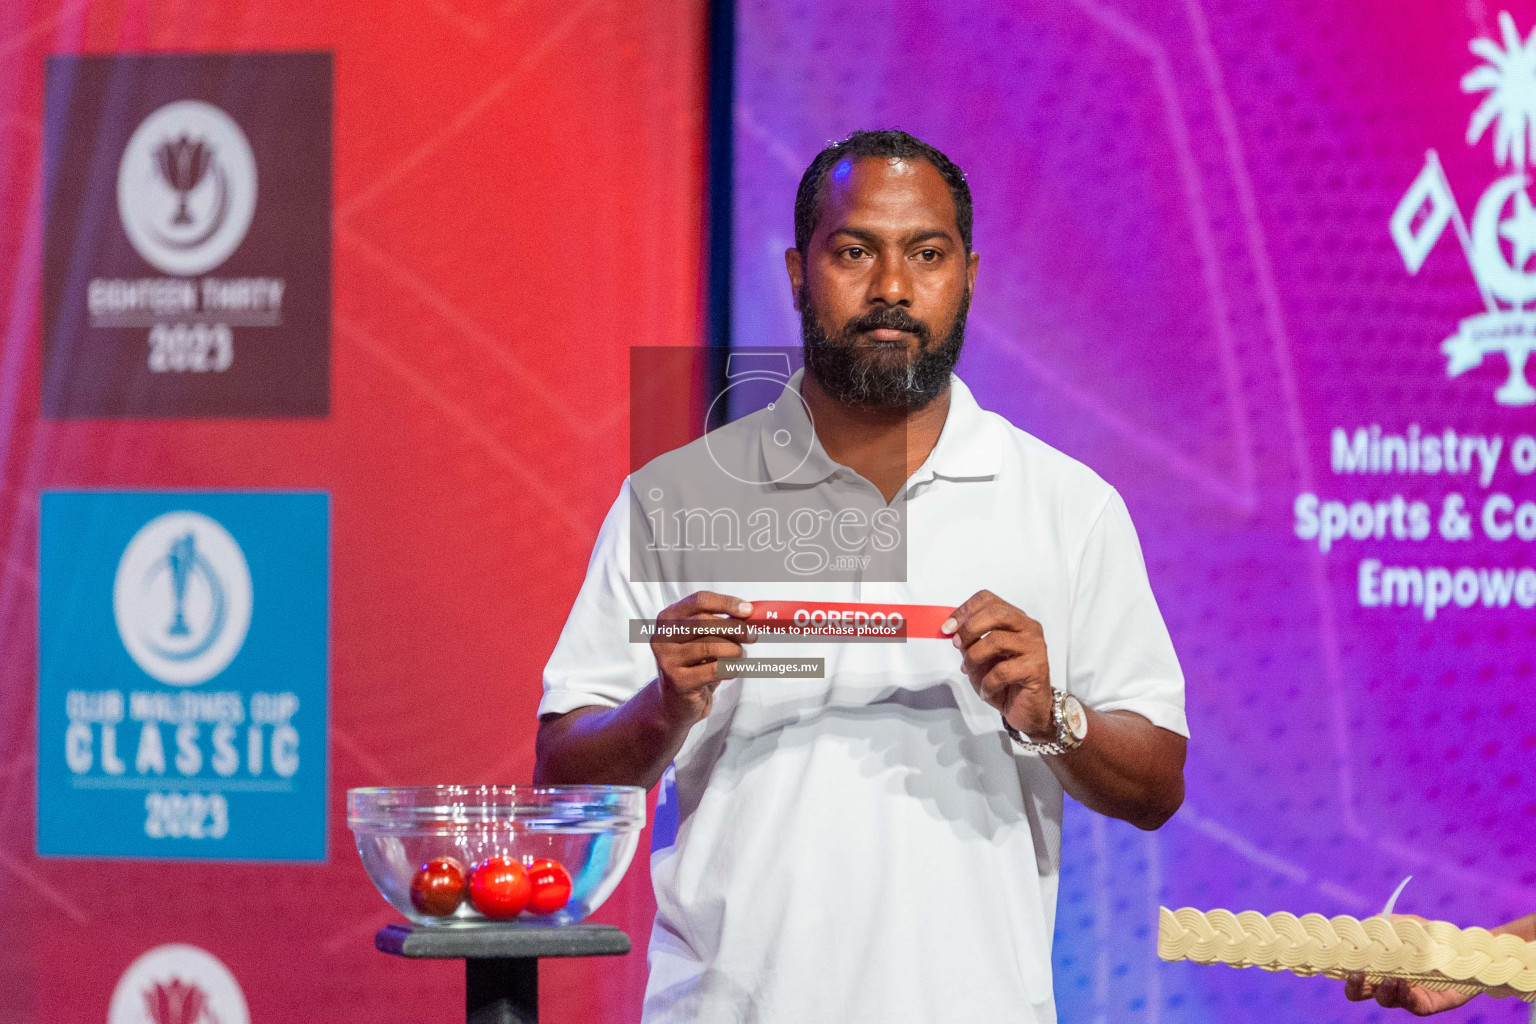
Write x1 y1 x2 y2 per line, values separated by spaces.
733 2 1536 1021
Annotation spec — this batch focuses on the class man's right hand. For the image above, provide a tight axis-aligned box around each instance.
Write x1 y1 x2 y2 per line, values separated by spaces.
651 591 756 725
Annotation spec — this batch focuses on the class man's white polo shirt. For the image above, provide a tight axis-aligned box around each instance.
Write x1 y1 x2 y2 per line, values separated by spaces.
541 373 1187 1024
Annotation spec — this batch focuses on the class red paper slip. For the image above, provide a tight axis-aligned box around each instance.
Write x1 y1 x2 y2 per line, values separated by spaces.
746 601 954 639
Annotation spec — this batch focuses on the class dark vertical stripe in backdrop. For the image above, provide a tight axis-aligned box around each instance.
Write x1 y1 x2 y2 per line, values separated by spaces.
705 0 734 393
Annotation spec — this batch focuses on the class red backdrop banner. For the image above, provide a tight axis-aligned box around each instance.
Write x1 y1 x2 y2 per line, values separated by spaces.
0 1 706 1020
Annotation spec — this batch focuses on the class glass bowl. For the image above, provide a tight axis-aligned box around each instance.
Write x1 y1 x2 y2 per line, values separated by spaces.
347 784 645 927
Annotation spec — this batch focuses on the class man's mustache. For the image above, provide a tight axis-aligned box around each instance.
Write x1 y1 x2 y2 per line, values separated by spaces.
839 306 932 344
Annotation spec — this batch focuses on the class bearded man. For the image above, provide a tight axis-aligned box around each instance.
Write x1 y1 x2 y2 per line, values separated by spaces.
535 129 1188 1024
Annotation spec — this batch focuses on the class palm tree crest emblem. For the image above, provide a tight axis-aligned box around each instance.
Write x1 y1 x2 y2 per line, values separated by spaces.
1392 10 1536 405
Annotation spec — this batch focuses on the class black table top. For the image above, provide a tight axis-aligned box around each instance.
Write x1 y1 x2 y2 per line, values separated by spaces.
376 922 631 961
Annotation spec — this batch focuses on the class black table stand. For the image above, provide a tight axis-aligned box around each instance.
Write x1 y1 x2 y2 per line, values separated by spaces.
376 922 631 1024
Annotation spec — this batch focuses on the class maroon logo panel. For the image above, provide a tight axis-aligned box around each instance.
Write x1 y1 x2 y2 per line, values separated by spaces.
42 53 331 418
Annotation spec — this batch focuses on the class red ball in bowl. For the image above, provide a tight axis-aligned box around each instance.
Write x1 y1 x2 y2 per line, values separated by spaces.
410 856 468 917
525 858 573 915
469 856 531 918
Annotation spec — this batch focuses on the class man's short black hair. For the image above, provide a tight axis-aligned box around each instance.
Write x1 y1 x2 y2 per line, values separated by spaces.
794 129 972 254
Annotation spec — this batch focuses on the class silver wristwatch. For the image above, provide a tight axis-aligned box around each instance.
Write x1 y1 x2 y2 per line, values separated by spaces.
1003 690 1088 755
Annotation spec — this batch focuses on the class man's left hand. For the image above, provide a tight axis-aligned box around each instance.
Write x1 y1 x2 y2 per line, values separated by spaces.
944 590 1054 741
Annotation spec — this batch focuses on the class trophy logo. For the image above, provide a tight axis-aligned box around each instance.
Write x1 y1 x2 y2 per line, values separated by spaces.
156 134 215 228
164 532 214 639
116 100 257 277
142 978 216 1024
113 511 252 686
110 945 249 1024
1392 11 1536 405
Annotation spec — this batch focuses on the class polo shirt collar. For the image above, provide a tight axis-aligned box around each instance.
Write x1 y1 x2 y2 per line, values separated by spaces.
909 374 1002 484
759 370 1001 488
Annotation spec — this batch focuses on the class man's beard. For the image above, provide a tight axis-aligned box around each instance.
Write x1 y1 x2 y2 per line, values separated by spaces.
800 288 969 411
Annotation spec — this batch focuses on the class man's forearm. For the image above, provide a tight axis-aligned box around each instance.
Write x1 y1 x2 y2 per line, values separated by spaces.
533 678 698 790
1043 709 1185 831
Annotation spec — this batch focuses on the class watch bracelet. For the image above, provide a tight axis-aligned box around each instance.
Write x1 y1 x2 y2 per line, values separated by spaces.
1003 690 1080 755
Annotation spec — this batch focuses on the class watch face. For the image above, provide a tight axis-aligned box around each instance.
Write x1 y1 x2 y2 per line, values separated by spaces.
1063 695 1088 740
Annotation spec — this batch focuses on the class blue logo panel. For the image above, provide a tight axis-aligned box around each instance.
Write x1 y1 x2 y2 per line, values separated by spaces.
38 491 329 861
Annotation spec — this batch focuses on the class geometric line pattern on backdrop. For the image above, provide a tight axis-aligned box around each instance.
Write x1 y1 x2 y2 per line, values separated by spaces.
337 314 589 538
1072 0 1258 515
1179 0 1536 907
335 0 606 453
